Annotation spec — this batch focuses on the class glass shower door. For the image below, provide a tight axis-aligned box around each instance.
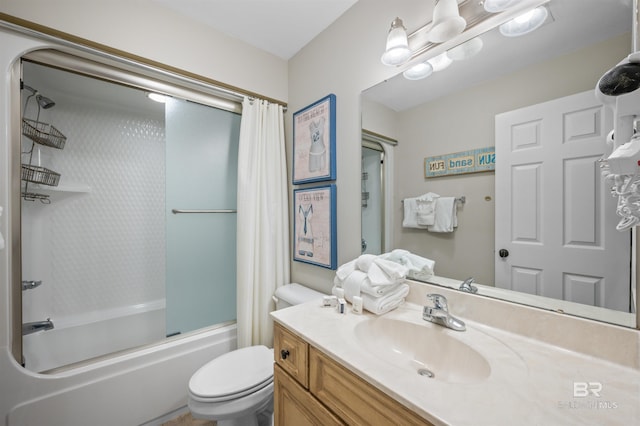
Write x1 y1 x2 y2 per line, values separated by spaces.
165 98 241 336
361 144 384 255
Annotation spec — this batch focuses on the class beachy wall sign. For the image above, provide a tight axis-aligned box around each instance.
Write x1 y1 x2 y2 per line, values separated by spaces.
424 146 495 178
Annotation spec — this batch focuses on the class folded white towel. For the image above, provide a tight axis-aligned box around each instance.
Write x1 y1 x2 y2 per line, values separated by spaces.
342 270 365 300
361 283 409 315
373 258 409 283
336 259 356 281
428 197 457 233
355 254 377 272
332 283 409 315
381 249 435 280
402 197 428 229
416 193 439 226
335 271 404 297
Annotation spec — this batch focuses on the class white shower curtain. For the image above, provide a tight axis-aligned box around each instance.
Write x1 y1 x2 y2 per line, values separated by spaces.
236 97 290 348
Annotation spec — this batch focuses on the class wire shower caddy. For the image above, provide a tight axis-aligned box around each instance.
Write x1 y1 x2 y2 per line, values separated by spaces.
21 88 66 203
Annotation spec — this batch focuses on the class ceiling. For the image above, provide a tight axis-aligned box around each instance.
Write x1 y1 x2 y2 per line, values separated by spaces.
152 0 359 60
24 0 633 115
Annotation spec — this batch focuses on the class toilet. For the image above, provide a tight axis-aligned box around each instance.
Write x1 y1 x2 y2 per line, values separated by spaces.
187 283 325 426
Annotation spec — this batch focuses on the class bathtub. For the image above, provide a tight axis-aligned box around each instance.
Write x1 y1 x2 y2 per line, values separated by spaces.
23 299 167 373
9 315 238 425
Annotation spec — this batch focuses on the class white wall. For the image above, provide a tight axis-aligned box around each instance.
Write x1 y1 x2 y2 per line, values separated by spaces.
0 0 288 102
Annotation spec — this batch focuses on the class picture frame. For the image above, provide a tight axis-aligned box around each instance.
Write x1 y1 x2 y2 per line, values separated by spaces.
292 94 336 184
293 184 337 269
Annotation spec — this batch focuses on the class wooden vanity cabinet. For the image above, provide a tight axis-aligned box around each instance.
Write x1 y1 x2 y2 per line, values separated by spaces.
273 323 433 426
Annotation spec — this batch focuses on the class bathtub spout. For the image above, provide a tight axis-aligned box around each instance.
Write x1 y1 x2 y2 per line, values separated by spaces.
22 318 54 335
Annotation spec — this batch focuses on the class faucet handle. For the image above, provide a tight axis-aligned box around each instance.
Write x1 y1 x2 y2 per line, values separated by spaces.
459 277 478 293
426 293 448 311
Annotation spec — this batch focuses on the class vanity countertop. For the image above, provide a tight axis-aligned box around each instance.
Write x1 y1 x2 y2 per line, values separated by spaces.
271 297 640 425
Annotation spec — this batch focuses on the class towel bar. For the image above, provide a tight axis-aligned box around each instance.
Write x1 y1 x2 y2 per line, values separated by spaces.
171 209 237 214
401 196 465 204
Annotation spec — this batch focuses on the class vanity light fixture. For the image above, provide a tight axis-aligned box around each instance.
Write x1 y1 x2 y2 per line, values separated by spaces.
482 0 525 13
428 52 453 72
147 92 169 103
447 37 484 61
381 17 412 66
499 6 548 37
428 0 467 43
403 61 434 80
384 0 549 80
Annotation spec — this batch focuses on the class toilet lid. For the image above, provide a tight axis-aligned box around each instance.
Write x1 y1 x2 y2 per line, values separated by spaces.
189 345 274 400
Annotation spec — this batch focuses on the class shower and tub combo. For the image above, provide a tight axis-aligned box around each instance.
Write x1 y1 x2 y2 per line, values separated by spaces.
19 58 241 373
0 25 268 425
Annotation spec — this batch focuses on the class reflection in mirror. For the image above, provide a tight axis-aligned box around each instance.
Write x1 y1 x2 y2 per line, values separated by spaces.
362 0 636 327
20 56 239 372
361 130 398 256
361 142 384 255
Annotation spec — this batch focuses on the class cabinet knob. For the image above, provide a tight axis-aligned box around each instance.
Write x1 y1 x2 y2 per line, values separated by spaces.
499 249 509 258
280 349 290 360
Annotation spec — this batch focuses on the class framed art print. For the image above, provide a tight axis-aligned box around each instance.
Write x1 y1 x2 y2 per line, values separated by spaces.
293 184 337 269
292 94 336 184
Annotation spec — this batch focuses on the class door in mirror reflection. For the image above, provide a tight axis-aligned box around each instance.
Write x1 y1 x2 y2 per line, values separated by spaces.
495 90 631 312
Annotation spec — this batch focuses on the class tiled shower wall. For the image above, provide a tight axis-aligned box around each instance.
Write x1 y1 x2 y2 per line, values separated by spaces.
22 92 166 320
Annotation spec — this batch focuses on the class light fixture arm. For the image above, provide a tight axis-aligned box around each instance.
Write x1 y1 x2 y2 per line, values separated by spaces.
401 0 549 69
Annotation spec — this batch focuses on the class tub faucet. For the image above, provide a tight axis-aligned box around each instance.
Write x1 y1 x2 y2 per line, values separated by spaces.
423 294 465 331
22 318 54 335
459 277 477 293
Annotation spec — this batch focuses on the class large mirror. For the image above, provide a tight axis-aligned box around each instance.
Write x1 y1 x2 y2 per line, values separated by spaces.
362 0 637 327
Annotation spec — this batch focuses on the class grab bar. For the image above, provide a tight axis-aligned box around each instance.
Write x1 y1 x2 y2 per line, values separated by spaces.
22 280 43 291
171 209 237 214
22 318 54 335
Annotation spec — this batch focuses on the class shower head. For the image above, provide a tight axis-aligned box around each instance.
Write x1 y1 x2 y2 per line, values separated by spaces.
22 84 55 109
36 94 55 109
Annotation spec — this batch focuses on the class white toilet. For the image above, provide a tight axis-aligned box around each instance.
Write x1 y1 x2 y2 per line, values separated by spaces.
188 283 325 426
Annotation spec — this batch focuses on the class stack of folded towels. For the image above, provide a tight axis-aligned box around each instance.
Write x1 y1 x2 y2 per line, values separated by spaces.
332 249 435 315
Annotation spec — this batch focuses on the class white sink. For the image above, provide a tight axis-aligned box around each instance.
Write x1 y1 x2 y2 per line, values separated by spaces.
354 316 493 384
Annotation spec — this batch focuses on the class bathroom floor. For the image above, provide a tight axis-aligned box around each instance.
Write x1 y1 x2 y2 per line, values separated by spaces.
162 412 215 426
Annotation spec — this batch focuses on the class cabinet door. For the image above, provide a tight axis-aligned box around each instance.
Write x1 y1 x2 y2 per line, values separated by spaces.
274 364 344 426
309 347 433 426
274 323 309 388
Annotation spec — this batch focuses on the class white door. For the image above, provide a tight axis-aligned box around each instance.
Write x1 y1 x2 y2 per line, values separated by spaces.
495 90 631 311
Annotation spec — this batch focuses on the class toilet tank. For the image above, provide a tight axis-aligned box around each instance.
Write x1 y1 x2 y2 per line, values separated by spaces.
273 283 325 310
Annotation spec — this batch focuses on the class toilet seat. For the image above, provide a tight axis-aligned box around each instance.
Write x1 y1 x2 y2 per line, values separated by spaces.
189 345 274 402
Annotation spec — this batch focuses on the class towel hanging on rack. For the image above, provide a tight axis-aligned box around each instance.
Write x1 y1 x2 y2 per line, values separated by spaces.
402 193 463 231
427 197 458 233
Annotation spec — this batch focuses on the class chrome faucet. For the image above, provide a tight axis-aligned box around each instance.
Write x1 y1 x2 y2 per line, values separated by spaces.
422 294 465 331
459 276 477 293
22 318 54 335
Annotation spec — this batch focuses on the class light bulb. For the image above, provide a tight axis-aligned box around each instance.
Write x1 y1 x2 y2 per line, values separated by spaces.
482 0 524 13
403 62 434 80
499 6 548 37
428 52 453 72
381 17 412 66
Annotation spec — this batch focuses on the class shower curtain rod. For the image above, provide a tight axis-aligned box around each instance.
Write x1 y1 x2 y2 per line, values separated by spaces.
0 14 288 111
